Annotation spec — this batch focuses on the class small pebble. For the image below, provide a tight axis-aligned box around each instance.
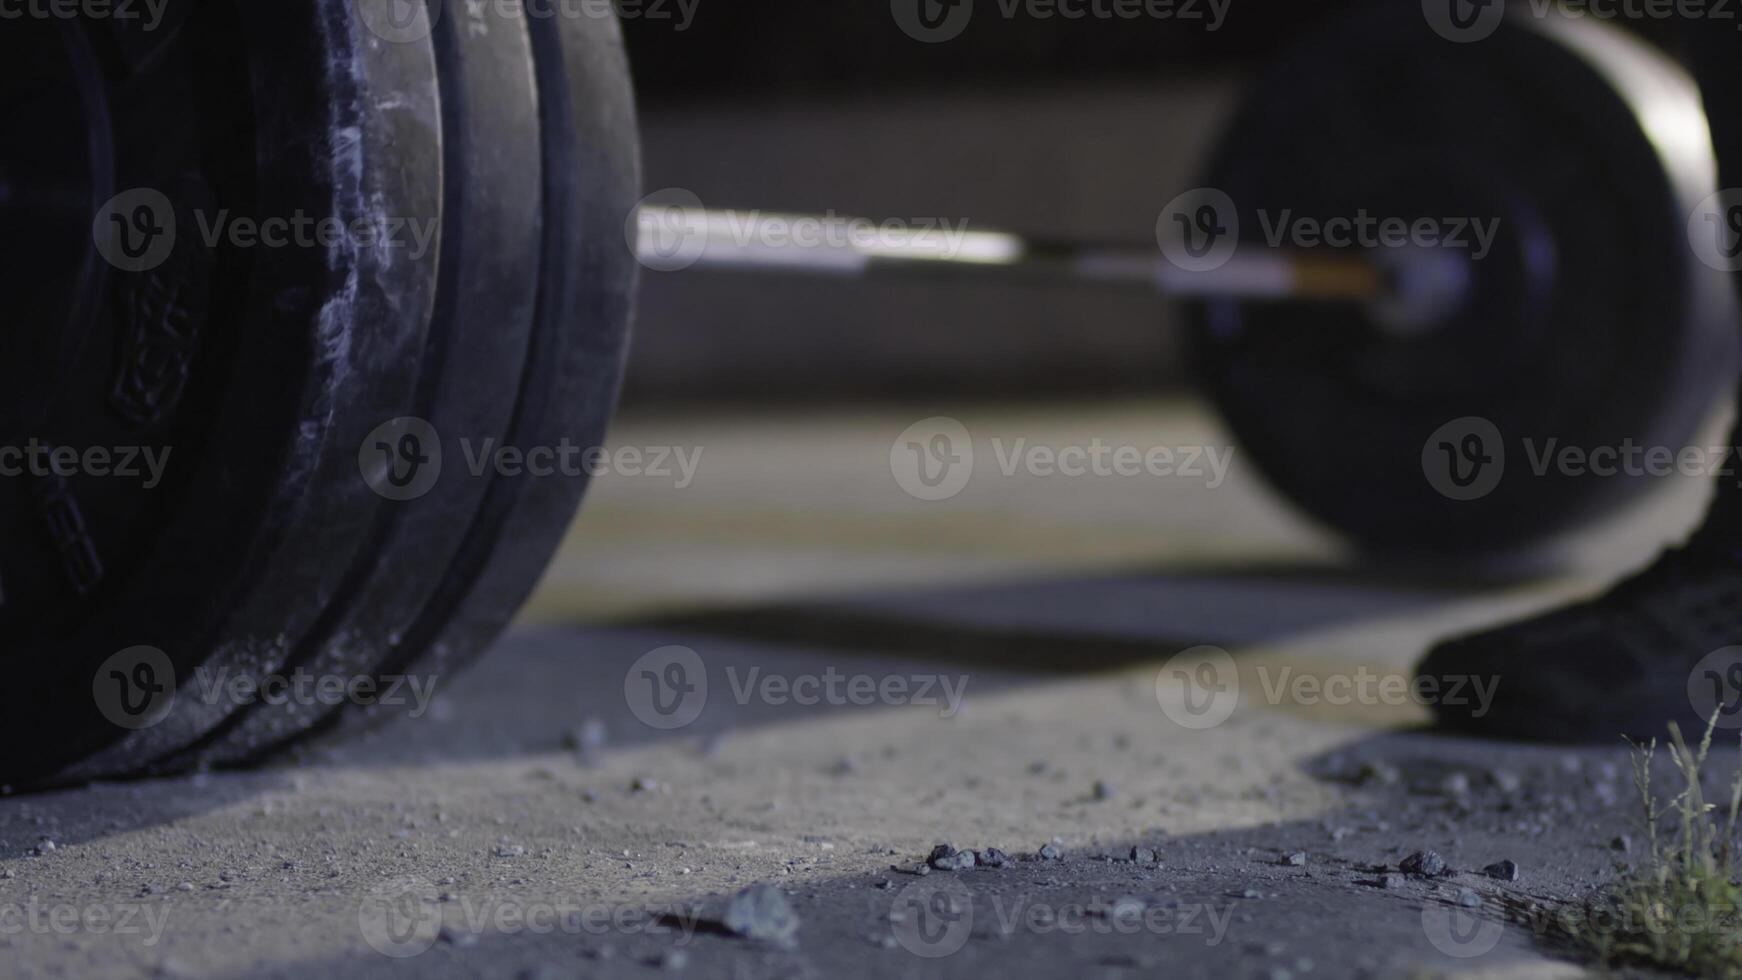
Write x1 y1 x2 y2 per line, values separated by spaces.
1457 889 1481 908
1482 859 1519 882
1282 852 1307 867
1037 843 1062 861
978 847 1010 869
1130 847 1159 866
1399 851 1447 878
722 884 799 944
926 844 976 871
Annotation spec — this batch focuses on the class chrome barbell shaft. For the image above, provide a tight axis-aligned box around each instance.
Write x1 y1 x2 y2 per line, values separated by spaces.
634 207 1466 331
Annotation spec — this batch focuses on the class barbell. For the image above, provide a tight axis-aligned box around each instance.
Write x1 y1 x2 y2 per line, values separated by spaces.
0 0 1733 785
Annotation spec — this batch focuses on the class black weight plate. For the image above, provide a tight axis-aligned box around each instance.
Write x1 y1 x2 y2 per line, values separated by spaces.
0 0 639 786
302 0 641 750
1188 5 1738 556
1 0 446 785
148 0 554 769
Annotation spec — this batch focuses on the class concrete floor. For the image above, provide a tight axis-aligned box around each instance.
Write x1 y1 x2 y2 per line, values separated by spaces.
0 400 1723 979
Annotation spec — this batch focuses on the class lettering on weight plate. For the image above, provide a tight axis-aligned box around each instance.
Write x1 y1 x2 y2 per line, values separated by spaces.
111 178 215 429
35 473 104 597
